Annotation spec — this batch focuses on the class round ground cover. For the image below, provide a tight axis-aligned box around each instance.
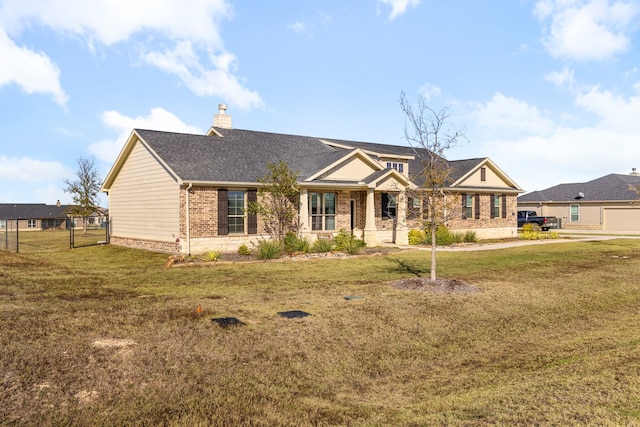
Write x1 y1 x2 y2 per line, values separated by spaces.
391 277 479 294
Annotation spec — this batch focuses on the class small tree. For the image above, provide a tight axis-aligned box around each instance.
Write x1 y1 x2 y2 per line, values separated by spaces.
63 157 102 234
248 161 300 242
400 91 465 280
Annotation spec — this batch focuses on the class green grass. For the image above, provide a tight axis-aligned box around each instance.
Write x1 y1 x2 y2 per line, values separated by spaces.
2 239 640 425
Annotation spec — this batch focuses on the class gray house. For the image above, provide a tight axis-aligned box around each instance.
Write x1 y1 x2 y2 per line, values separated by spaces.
518 171 640 231
0 202 72 231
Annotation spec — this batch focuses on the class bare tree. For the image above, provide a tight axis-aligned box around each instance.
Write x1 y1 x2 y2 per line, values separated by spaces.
248 161 300 242
400 91 465 280
63 157 102 234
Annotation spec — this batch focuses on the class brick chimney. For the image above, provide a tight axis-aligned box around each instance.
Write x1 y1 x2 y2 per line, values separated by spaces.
631 168 639 176
56 200 61 207
213 104 232 129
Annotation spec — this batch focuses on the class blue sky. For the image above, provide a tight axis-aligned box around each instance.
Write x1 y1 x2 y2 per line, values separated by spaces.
1 0 639 206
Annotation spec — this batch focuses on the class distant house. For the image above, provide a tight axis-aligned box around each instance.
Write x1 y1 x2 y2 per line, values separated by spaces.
518 170 640 231
0 202 108 231
0 202 72 231
101 106 523 254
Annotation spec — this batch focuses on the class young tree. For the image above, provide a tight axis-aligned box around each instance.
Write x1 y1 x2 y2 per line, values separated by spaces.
63 156 102 234
400 91 466 280
248 161 300 242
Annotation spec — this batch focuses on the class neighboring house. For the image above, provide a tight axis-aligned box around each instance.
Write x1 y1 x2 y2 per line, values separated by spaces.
101 106 523 254
0 202 73 231
518 170 640 231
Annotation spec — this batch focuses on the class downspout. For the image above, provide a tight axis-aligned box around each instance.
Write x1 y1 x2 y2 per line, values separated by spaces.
186 183 192 256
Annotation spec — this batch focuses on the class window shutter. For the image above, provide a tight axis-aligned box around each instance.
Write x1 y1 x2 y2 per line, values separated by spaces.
381 193 389 218
247 189 257 235
218 189 228 236
502 194 507 218
407 196 415 220
461 193 467 220
474 194 480 219
490 195 496 219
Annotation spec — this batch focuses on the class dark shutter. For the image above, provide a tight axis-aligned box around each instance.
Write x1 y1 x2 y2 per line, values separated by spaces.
481 167 486 182
381 193 389 218
474 194 480 219
218 189 228 235
247 189 257 235
502 194 507 218
461 193 467 220
407 196 415 220
490 195 496 219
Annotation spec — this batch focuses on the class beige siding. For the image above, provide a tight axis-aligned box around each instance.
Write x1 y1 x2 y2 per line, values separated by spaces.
319 156 376 181
459 165 505 188
109 141 180 242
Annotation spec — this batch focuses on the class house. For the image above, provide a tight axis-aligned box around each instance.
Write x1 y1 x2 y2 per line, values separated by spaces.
517 170 640 231
101 105 523 254
0 202 73 231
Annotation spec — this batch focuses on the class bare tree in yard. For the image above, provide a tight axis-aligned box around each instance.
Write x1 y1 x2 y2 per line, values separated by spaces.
400 91 466 280
248 161 300 242
63 156 102 235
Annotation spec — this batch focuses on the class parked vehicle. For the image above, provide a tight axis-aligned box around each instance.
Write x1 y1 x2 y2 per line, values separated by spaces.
517 210 559 231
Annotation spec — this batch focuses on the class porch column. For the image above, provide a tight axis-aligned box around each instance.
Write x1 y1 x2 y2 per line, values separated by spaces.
363 188 378 245
299 188 310 236
395 190 409 245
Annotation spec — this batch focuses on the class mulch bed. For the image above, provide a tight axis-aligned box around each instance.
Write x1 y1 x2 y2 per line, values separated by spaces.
390 277 480 294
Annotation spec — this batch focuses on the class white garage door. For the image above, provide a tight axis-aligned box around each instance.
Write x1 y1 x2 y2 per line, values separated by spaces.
603 208 640 231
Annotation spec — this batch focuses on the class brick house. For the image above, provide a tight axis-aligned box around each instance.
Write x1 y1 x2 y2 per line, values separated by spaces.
101 106 523 254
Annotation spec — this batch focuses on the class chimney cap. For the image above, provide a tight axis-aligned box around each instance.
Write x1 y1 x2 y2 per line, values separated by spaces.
218 104 227 113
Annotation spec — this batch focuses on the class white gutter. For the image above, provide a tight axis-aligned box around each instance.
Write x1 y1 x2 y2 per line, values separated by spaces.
186 183 192 255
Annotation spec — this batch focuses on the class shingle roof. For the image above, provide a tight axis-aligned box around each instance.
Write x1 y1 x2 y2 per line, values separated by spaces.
0 203 74 220
134 127 485 186
518 174 640 202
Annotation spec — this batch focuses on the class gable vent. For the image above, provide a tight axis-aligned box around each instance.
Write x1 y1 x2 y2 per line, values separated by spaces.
213 104 232 129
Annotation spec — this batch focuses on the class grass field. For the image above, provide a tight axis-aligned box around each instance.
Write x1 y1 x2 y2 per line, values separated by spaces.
2 237 640 425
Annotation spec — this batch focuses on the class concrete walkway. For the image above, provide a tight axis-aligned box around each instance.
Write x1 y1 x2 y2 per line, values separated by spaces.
398 229 640 252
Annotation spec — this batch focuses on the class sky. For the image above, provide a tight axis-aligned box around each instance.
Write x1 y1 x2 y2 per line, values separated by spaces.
1 0 640 207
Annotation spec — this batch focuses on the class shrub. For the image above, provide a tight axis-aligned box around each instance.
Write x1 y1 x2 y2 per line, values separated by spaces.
237 244 251 256
333 229 366 255
408 229 428 245
284 232 311 253
311 237 334 253
256 239 283 260
201 249 222 262
463 230 478 243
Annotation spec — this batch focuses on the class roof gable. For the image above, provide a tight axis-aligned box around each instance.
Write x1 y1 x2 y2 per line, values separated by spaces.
451 158 523 192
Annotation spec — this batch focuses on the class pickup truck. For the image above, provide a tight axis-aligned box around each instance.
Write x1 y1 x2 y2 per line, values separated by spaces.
517 210 559 231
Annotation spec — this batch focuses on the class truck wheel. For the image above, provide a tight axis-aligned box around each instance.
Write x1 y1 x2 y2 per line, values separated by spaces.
530 223 540 231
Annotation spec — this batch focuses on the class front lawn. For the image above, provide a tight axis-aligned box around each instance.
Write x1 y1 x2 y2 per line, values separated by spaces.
1 240 640 425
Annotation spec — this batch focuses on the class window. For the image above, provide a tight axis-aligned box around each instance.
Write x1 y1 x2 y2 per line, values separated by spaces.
386 162 404 173
463 194 473 219
310 192 336 231
28 219 37 228
0 220 5 229
228 191 245 233
382 193 397 218
570 204 579 222
492 194 500 218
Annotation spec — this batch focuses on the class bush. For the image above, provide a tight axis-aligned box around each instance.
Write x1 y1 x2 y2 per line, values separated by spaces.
463 230 478 243
408 229 428 245
201 249 222 262
520 223 559 240
237 244 251 256
333 229 366 255
256 239 283 260
311 237 334 253
284 232 311 253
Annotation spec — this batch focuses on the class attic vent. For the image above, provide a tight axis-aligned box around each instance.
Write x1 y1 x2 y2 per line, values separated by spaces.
213 104 232 129
575 192 584 199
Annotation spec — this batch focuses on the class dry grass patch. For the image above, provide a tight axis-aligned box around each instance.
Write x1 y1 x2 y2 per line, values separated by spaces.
1 240 640 425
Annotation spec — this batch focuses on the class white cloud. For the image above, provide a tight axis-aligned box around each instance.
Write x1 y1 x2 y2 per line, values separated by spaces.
535 0 638 61
0 156 72 182
470 93 556 137
0 0 264 110
88 108 202 164
546 66 575 89
289 21 307 34
574 84 640 132
143 42 264 111
418 83 442 102
378 0 421 20
0 28 67 105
